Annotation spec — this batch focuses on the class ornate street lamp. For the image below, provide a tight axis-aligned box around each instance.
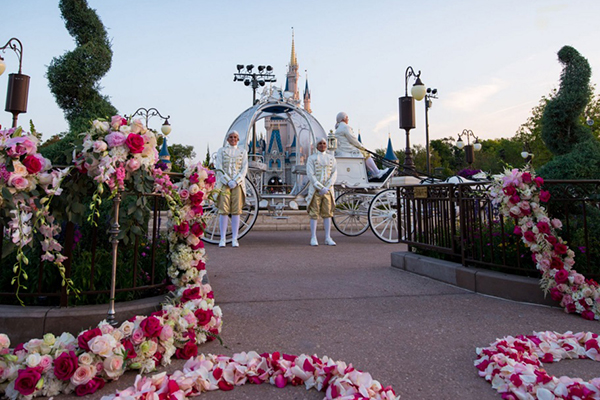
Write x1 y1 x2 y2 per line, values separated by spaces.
455 129 482 166
424 87 438 176
234 64 276 158
127 107 171 167
0 37 29 128
399 66 426 173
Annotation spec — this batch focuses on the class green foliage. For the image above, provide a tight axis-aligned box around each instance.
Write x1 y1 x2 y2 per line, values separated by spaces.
539 138 600 180
46 0 117 135
168 143 196 173
541 46 593 156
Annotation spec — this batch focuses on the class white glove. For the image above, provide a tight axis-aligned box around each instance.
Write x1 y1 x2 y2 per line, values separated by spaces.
228 180 237 189
319 187 329 196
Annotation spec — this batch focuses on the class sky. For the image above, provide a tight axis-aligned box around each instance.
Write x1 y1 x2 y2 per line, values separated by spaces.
1 0 599 162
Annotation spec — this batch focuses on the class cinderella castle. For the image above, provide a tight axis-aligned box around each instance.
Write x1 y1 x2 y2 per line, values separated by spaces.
250 33 313 194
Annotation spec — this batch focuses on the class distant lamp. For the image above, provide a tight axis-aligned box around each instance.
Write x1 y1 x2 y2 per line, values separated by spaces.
411 76 427 101
455 129 480 166
456 136 465 149
521 143 533 163
161 118 171 136
473 139 482 151
521 151 529 159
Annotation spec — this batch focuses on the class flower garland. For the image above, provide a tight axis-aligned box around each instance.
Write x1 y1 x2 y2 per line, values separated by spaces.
100 351 400 400
0 126 76 304
475 331 600 399
0 147 223 399
74 115 159 225
489 166 600 320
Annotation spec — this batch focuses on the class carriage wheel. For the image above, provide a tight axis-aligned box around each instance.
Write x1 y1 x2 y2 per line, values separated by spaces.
368 189 403 243
332 191 371 236
202 178 259 244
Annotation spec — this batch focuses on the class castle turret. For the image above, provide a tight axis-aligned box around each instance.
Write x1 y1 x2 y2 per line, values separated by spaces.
303 73 312 113
384 134 398 162
286 30 300 101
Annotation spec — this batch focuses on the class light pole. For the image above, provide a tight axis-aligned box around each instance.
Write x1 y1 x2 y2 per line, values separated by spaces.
424 87 438 176
234 64 276 159
521 142 533 165
455 129 482 167
398 66 426 173
0 38 29 128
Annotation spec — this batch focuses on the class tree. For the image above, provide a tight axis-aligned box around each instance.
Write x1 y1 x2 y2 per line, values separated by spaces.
43 0 117 164
168 143 196 173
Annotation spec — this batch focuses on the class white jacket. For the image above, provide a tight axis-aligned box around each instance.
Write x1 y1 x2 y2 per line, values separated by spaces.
306 150 337 206
334 122 365 158
215 144 248 195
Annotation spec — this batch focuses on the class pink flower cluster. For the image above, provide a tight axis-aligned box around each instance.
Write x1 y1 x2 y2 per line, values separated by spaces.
167 162 216 287
476 331 600 399
0 279 222 399
490 167 600 320
101 351 399 400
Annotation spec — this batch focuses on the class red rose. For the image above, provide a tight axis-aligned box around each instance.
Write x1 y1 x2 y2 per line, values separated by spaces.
191 222 204 237
140 316 163 337
582 310 596 321
174 221 190 235
536 221 550 234
555 269 569 284
503 186 516 196
534 176 544 187
194 260 206 271
181 287 202 303
191 204 204 215
546 235 557 245
189 173 199 184
206 172 216 185
513 226 522 236
206 291 214 299
53 351 78 381
194 309 214 326
175 340 198 359
14 367 42 396
522 172 532 184
74 376 105 396
549 287 563 302
191 240 204 250
190 192 204 205
121 339 137 360
509 194 520 204
566 303 577 313
551 257 564 270
125 133 145 154
22 155 43 174
554 243 568 255
523 231 536 243
78 328 102 352
540 190 551 202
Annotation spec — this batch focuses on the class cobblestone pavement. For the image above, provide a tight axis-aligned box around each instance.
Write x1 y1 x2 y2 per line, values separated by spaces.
56 229 600 399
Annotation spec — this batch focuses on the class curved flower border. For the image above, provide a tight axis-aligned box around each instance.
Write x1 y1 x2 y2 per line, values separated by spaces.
475 331 600 399
100 351 399 400
489 166 600 320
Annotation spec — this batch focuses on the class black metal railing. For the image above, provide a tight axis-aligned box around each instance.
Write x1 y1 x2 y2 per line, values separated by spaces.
397 180 600 278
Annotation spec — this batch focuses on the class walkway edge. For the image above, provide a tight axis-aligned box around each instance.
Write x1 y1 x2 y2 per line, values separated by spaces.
0 294 167 345
391 251 559 307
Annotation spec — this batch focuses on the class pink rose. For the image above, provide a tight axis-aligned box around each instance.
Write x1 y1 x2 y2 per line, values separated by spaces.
8 174 29 190
103 355 124 379
92 140 108 153
130 119 145 134
131 328 145 345
539 190 551 202
14 367 42 396
22 155 43 174
70 364 95 386
78 328 102 352
555 269 569 284
39 355 53 373
125 133 145 154
140 316 163 338
111 115 127 130
573 274 585 285
126 158 141 172
551 218 563 229
159 324 174 341
179 189 190 200
75 376 105 396
105 131 126 147
54 351 78 381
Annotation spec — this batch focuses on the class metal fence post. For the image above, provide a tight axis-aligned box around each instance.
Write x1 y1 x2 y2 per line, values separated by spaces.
107 192 121 326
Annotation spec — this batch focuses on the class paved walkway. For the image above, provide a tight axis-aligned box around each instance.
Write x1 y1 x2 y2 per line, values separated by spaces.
59 229 600 399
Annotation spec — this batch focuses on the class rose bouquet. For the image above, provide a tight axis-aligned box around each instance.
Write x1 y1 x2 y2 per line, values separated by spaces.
489 166 600 320
0 126 74 304
74 115 159 224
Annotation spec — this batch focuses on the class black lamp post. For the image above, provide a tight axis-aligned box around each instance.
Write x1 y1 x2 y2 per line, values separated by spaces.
399 66 426 173
234 64 276 159
455 129 482 167
0 38 29 128
424 87 438 176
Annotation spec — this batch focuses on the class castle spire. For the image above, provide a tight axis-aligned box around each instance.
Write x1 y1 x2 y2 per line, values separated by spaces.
290 28 298 67
303 70 312 113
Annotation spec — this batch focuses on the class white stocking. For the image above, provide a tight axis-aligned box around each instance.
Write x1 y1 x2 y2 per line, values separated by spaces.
323 218 332 240
231 214 241 241
219 215 229 242
310 219 318 240
365 157 381 175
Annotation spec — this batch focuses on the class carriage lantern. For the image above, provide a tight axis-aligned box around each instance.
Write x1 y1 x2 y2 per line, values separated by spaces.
327 129 337 151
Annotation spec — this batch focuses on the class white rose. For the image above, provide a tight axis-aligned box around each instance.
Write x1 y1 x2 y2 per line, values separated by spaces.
188 184 200 195
119 321 135 337
103 355 125 379
88 334 118 357
78 352 94 365
26 353 41 368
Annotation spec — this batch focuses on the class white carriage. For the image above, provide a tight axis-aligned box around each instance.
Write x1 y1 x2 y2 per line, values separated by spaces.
201 96 411 244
